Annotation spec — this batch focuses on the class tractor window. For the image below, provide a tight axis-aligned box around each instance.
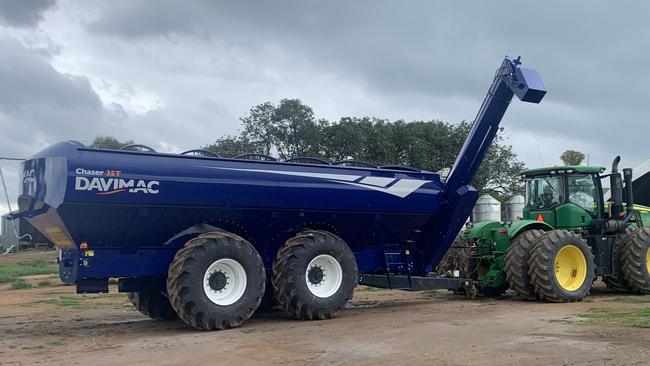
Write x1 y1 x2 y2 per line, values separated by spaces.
526 175 565 210
567 174 598 215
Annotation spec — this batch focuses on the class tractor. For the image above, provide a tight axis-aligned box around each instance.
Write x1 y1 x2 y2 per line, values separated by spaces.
453 157 650 301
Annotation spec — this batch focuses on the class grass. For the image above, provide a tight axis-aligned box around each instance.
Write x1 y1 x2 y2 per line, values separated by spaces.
608 295 650 304
358 286 388 292
37 280 51 287
35 293 127 308
10 279 33 290
38 296 82 307
581 307 650 328
0 260 58 284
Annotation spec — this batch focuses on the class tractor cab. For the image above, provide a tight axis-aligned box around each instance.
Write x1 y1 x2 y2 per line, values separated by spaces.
521 165 607 229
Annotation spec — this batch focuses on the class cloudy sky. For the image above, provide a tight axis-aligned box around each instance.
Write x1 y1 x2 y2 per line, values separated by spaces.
0 0 649 215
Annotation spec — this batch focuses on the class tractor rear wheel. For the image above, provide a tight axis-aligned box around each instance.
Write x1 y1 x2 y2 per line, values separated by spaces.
528 230 594 302
603 229 633 292
167 232 266 330
272 230 357 320
620 228 650 293
128 289 177 320
504 229 545 300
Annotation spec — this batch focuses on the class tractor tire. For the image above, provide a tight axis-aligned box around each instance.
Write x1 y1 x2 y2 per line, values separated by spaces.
128 289 177 320
272 230 357 320
504 229 545 300
528 230 595 302
167 232 266 330
620 228 650 293
603 229 634 292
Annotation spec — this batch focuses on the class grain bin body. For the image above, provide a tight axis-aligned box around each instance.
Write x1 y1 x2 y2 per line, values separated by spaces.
12 56 546 293
17 141 455 289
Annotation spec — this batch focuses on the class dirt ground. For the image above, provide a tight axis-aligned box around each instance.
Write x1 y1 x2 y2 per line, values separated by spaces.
1 251 649 366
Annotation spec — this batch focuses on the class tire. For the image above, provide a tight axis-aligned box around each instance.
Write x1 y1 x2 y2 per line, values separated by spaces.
620 228 650 293
128 289 177 320
272 230 357 320
505 229 545 300
167 232 266 330
603 229 633 292
528 230 595 302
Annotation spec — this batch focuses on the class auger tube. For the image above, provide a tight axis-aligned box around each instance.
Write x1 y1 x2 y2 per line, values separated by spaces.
422 57 546 270
445 57 546 193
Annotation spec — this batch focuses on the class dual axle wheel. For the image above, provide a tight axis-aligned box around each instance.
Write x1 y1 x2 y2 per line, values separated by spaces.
149 230 357 330
506 229 594 302
505 228 650 302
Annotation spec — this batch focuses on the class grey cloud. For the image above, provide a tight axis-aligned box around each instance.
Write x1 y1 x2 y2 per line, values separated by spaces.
0 38 100 113
0 0 56 28
83 0 650 112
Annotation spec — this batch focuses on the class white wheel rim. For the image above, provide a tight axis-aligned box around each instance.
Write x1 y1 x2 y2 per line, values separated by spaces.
203 258 247 306
305 254 343 298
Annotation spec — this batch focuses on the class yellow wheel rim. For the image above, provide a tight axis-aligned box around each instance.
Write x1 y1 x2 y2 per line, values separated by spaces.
554 245 587 291
646 248 650 275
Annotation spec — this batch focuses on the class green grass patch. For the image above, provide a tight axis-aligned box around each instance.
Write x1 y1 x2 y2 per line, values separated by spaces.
608 295 650 304
358 286 388 292
35 293 127 308
10 279 33 290
0 260 57 284
422 290 449 298
581 307 650 328
38 296 82 307
37 280 51 287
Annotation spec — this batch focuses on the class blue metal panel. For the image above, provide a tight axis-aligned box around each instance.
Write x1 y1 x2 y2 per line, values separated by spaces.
12 55 546 290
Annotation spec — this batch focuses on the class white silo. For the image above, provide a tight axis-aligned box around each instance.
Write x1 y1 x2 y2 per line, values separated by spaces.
505 195 525 222
472 194 501 223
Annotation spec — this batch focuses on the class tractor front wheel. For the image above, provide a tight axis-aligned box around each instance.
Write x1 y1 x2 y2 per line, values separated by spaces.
528 230 594 302
621 228 650 293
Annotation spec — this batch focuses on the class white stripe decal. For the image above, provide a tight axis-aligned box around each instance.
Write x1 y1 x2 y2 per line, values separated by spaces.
344 179 431 198
204 167 361 181
359 176 395 187
201 166 430 198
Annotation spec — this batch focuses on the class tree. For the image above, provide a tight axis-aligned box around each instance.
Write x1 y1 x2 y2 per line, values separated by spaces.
89 136 133 149
271 99 323 159
560 150 585 165
474 127 526 201
203 136 263 157
240 102 276 155
220 99 527 200
240 99 327 159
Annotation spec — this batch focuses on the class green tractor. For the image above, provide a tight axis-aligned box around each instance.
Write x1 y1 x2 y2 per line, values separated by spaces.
454 156 650 301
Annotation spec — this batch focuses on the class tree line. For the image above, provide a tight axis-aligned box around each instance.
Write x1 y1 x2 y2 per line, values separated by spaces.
91 98 527 200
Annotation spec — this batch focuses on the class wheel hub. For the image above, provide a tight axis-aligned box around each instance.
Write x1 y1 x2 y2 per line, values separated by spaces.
202 258 247 306
304 254 343 298
554 245 587 291
208 271 228 292
308 266 324 285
